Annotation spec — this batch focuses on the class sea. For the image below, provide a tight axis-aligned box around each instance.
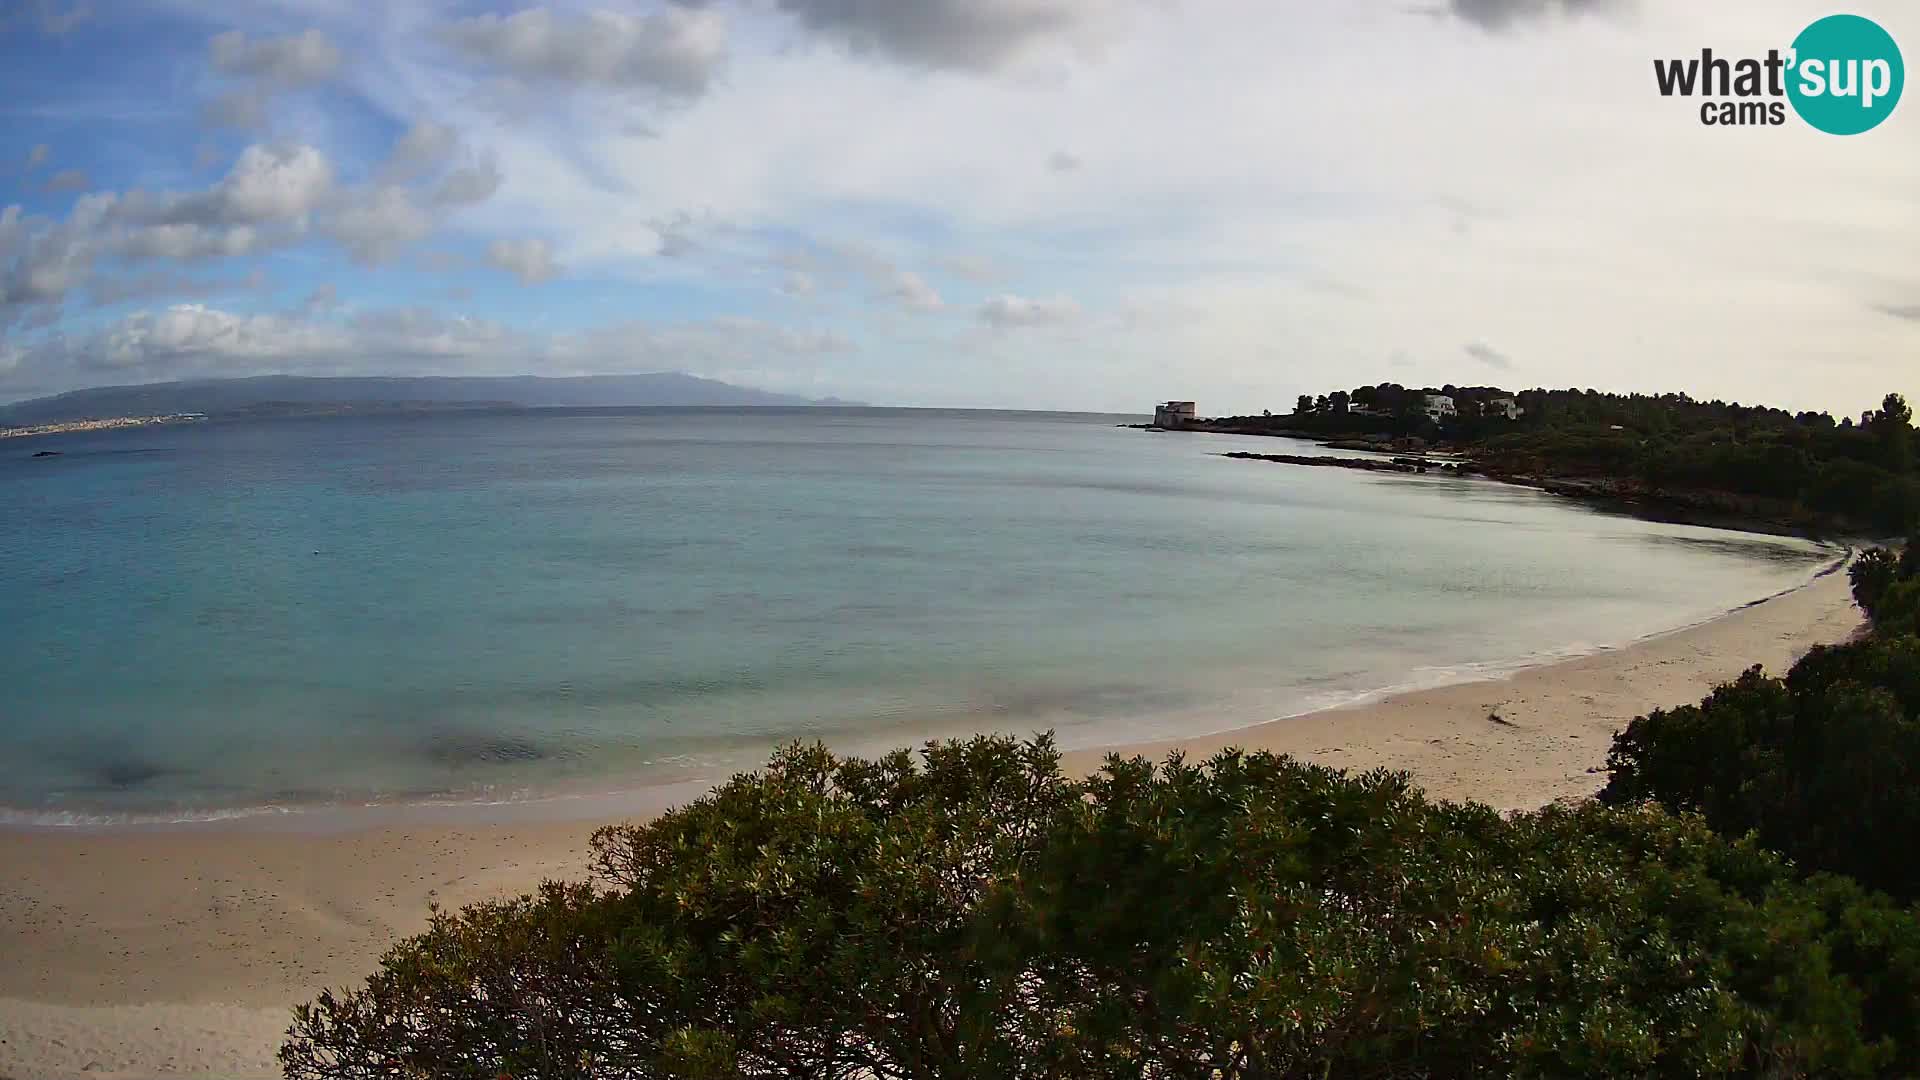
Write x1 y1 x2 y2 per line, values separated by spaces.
0 407 1837 824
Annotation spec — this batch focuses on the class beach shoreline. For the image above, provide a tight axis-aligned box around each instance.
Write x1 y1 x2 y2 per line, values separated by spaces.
0 552 1848 836
0 561 1865 1079
1067 552 1860 809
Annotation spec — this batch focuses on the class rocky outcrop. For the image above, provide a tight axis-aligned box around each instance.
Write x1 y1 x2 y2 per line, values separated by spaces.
1223 451 1464 475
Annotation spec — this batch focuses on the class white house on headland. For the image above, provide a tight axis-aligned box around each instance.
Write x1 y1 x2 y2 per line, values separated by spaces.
1154 401 1197 428
1484 396 1524 420
1422 394 1456 421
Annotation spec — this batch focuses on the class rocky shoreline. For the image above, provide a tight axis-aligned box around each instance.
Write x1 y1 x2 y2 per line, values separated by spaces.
1215 443 1850 540
1221 451 1466 475
1132 418 1881 540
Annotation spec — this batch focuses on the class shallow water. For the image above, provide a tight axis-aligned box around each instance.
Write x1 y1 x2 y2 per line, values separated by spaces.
0 407 1833 823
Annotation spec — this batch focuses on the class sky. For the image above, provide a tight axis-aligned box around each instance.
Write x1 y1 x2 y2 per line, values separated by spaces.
0 0 1915 413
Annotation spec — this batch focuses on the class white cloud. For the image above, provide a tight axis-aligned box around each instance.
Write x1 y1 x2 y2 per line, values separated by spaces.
16 1 91 37
122 143 334 228
431 155 503 207
1464 341 1512 370
72 305 347 379
3 205 32 251
936 254 997 283
44 169 90 193
3 137 481 325
1435 0 1624 32
441 6 727 95
382 121 460 183
772 0 1125 71
1 199 113 321
371 122 502 208
330 186 433 265
200 89 268 131
486 237 559 284
302 282 340 314
209 29 342 87
25 136 495 275
86 268 262 308
119 222 263 261
218 144 333 222
890 269 942 311
200 29 342 133
979 293 1079 329
1 237 85 307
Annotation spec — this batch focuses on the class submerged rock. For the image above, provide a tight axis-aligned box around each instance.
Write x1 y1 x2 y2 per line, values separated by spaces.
1222 451 1423 474
96 758 173 789
426 732 548 766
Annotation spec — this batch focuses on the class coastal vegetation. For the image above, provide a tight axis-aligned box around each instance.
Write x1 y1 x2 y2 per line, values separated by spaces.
1602 538 1920 899
285 555 1920 1080
1202 386 1918 535
280 394 1920 1077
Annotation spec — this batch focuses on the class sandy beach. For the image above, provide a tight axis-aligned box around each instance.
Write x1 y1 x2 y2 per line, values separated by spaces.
0 561 1864 1080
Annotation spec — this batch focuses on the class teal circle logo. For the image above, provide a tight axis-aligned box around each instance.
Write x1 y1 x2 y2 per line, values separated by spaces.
1787 14 1904 135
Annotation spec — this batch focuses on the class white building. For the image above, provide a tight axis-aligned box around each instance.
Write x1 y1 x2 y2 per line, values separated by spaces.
1154 401 1197 428
1484 396 1524 420
1422 394 1456 421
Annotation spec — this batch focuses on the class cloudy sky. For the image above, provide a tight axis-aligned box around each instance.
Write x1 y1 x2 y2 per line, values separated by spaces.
1 0 1914 413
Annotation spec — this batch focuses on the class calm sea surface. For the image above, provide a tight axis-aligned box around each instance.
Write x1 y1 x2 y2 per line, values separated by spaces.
0 408 1834 823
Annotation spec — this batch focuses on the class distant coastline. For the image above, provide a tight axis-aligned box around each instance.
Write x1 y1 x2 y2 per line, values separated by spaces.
0 372 858 430
2 414 204 441
1129 381 1918 542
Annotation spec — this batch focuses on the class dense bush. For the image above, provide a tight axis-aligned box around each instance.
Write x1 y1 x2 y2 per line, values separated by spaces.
284 735 1920 1079
1851 539 1920 635
1604 541 1920 898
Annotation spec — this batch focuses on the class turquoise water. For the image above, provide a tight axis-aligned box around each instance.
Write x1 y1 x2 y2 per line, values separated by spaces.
0 408 1833 823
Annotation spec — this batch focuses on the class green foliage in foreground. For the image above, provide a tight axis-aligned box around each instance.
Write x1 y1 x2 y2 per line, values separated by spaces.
283 736 1920 1079
1604 541 1920 900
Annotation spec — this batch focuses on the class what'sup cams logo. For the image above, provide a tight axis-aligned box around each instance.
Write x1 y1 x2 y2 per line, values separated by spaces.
1655 13 1903 133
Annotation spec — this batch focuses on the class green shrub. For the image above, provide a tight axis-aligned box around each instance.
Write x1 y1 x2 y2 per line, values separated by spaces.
1603 646 1920 899
1876 579 1920 637
284 735 1920 1079
1603 544 1920 899
1852 546 1904 617
1851 539 1918 628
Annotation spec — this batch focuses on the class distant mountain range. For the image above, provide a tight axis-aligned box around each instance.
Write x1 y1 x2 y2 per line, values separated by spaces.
0 374 861 425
